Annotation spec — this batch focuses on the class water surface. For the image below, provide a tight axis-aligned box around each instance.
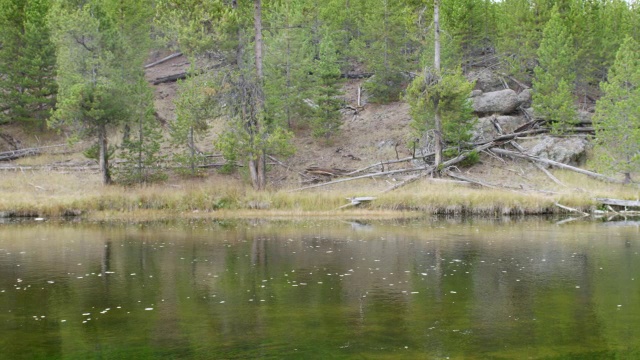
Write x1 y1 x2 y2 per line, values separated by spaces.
1 218 639 359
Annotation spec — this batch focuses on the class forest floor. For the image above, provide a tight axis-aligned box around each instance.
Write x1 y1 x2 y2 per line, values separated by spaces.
0 51 638 221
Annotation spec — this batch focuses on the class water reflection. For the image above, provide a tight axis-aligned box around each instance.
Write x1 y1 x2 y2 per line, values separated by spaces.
0 219 639 359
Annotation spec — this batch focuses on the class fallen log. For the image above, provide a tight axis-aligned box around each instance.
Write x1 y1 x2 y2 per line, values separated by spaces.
555 202 589 216
345 156 416 176
144 52 183 69
0 144 67 161
341 72 374 79
290 142 497 192
473 129 548 146
596 198 640 208
509 140 566 187
152 72 188 85
491 148 622 183
151 63 225 85
305 166 351 177
444 170 497 189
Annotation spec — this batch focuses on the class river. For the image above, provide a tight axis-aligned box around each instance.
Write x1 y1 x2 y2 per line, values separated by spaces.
1 218 639 359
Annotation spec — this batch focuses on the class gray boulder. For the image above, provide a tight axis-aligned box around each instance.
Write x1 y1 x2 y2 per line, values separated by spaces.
520 136 591 166
578 110 593 125
517 89 532 108
472 115 528 141
467 70 504 92
472 89 521 115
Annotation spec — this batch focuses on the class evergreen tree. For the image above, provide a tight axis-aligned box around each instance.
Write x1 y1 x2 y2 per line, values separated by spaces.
406 0 475 167
532 5 578 133
441 0 497 67
263 0 314 130
48 0 152 185
496 0 542 80
310 34 343 139
171 70 216 176
355 0 412 103
0 0 56 128
593 36 640 183
157 0 293 189
115 76 166 184
406 69 475 158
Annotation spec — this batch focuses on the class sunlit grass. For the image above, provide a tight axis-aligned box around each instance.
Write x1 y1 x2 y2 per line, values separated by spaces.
1 167 638 219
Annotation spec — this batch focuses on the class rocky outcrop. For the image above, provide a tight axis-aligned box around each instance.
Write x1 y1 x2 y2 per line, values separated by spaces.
472 89 521 115
520 135 591 166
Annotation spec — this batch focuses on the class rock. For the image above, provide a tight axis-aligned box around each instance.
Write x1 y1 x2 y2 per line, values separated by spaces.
467 70 504 92
520 136 591 166
578 110 593 125
472 89 521 115
517 89 532 108
471 115 528 141
470 90 483 98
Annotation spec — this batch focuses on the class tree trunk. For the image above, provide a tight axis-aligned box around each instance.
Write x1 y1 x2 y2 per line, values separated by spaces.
254 0 266 190
254 0 264 82
434 101 443 167
98 123 111 185
433 0 443 168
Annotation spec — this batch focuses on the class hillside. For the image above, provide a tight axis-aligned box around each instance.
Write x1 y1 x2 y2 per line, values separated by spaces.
0 52 640 218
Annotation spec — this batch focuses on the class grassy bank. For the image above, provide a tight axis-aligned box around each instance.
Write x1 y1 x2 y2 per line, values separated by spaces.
1 169 638 221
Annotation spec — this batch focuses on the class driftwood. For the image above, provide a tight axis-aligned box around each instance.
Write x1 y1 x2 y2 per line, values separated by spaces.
144 52 183 69
596 198 640 208
555 202 589 216
491 148 622 183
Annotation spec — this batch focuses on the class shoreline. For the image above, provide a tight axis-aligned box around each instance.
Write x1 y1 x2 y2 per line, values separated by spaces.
0 187 620 222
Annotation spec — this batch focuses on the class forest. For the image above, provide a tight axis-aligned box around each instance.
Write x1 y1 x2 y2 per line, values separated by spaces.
0 0 639 191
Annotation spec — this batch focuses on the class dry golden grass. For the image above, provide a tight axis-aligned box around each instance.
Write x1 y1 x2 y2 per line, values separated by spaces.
2 164 638 220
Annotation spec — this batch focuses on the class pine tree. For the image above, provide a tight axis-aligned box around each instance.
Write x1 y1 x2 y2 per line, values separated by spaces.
355 0 412 103
172 70 216 176
310 34 343 139
441 0 497 67
532 5 578 134
406 69 475 159
263 0 314 130
115 76 166 184
48 0 152 185
0 0 56 129
592 36 640 183
406 0 475 167
496 0 543 80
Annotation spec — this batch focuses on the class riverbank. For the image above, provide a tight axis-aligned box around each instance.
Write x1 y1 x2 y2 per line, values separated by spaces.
1 169 637 221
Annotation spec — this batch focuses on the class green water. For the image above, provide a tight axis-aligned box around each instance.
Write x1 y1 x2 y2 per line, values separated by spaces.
1 218 639 359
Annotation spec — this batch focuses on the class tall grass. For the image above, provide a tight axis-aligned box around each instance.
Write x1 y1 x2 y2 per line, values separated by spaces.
0 169 638 220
